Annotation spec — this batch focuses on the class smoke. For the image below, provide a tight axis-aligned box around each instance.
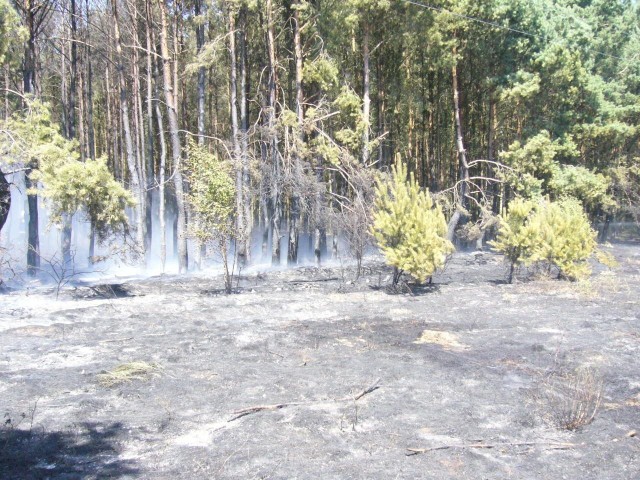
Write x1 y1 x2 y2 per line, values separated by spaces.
0 174 355 287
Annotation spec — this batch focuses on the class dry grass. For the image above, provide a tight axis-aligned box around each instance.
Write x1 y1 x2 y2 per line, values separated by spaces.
533 366 604 431
97 361 160 387
414 330 469 351
514 270 627 301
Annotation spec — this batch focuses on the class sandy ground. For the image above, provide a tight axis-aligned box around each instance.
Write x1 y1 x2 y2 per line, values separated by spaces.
1 245 639 479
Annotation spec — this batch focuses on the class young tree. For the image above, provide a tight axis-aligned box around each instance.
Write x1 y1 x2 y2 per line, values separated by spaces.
491 197 597 283
1 100 132 268
184 140 236 293
372 157 453 286
0 0 23 231
488 198 540 283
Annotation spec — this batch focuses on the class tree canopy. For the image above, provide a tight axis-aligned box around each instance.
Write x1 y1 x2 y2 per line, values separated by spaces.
0 0 638 275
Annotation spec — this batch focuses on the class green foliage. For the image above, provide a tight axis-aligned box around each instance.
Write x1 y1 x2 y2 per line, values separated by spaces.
549 165 614 213
491 198 597 282
184 139 236 242
499 130 615 214
372 158 453 284
35 157 134 241
303 53 339 92
333 86 366 153
608 158 640 221
499 71 541 104
488 198 540 280
3 100 77 169
499 131 578 198
530 198 597 281
1 100 131 240
0 0 24 65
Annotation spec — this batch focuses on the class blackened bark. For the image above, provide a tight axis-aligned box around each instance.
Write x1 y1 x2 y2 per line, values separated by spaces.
157 0 188 273
0 168 10 231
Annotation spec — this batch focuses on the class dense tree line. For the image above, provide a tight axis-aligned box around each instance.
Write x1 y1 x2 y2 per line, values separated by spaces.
0 0 638 275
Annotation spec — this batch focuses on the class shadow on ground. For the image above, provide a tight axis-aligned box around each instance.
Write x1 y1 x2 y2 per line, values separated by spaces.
0 421 138 479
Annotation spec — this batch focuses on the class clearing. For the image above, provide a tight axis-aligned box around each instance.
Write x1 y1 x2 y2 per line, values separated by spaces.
1 245 639 479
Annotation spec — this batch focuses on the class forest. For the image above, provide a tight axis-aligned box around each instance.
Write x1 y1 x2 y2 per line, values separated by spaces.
2 2 640 477
0 0 639 282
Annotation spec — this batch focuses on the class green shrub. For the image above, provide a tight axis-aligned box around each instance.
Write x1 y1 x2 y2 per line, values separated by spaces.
184 140 236 292
371 158 453 285
530 198 597 280
491 198 597 282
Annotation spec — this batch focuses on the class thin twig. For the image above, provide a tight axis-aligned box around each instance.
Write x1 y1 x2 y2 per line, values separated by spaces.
406 441 578 456
228 378 382 422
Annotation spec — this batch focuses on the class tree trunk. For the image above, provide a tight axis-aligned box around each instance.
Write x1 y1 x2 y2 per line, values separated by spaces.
144 0 154 255
239 7 251 266
23 4 40 275
266 0 280 266
228 8 245 266
68 0 77 140
155 91 167 272
111 0 146 258
0 167 10 231
362 20 370 164
157 0 188 273
193 0 207 269
61 0 79 266
25 171 39 275
288 6 304 266
195 0 206 145
151 15 167 273
3 68 9 120
446 48 469 243
85 0 95 159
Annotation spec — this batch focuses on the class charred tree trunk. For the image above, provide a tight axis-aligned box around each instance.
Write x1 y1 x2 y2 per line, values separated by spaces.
155 89 168 272
22 2 41 275
150 14 167 272
362 19 370 165
239 7 251 266
228 9 245 266
112 0 146 258
266 0 281 265
60 0 79 266
288 5 304 266
446 49 469 243
85 0 95 160
144 0 154 256
0 167 10 232
193 0 207 269
157 0 188 273
195 0 206 145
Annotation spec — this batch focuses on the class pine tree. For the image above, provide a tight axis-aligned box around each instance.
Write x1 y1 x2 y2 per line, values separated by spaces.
184 140 236 292
491 197 597 282
489 198 544 283
372 157 453 285
530 198 597 281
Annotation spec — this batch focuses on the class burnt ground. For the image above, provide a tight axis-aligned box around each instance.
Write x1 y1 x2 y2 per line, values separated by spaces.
0 245 639 479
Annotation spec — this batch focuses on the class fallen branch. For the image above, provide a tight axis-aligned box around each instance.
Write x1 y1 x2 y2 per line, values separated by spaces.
229 401 306 421
351 378 381 401
406 441 577 456
229 378 381 422
99 337 134 343
287 277 339 284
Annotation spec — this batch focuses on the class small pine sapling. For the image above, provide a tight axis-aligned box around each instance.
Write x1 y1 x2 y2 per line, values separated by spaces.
491 198 597 282
184 140 236 292
371 157 453 286
489 198 542 283
530 198 597 281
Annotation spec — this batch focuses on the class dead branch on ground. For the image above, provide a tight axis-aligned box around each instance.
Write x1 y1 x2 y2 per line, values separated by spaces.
406 440 578 456
229 378 381 422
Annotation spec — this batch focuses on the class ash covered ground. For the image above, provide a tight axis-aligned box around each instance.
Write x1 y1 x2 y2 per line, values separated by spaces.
0 245 639 479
